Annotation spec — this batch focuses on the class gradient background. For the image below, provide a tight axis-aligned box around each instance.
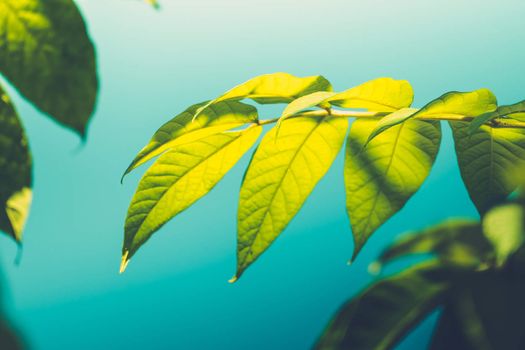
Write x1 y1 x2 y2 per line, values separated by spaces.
0 0 524 348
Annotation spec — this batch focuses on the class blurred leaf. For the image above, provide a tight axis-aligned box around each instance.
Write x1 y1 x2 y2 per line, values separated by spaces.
0 88 31 242
367 89 497 143
145 0 160 9
0 0 98 136
482 202 525 267
315 262 453 350
328 77 414 111
195 72 332 118
121 126 261 271
450 122 525 214
378 220 493 269
345 116 441 259
469 100 525 133
122 101 257 180
234 116 347 280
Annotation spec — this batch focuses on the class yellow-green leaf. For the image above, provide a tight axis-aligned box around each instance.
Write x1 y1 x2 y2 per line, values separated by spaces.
367 89 497 143
234 116 348 280
195 72 332 118
122 101 257 180
121 126 262 271
345 115 441 260
328 77 414 111
451 122 525 214
279 91 336 120
0 89 32 242
469 100 525 133
0 0 98 136
482 202 525 267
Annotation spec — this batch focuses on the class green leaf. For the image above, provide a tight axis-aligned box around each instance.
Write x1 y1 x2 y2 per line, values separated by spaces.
328 77 414 112
345 116 441 260
195 72 332 118
367 89 497 143
469 100 525 133
315 262 452 350
450 122 525 214
0 88 31 242
279 91 336 120
234 116 348 281
121 126 262 271
482 202 525 267
0 0 98 136
378 220 493 269
122 101 257 180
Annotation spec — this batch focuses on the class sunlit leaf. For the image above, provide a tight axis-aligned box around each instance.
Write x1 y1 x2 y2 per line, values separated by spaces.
0 0 98 136
367 89 497 143
482 202 525 267
451 122 525 214
315 262 453 350
234 116 348 280
279 91 336 120
195 72 332 118
122 101 257 180
121 126 262 271
378 220 493 269
345 115 441 259
469 100 525 133
328 77 414 111
0 89 31 242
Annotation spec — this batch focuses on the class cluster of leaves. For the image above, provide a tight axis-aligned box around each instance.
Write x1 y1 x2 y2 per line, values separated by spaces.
122 72 525 280
0 0 98 242
316 192 525 350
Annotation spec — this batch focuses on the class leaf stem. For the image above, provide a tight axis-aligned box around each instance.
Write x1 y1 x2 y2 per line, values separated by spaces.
255 109 525 129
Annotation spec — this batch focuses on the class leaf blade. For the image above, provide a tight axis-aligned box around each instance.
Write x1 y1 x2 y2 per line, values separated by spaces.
122 125 262 269
345 116 441 259
236 116 348 279
469 100 525 133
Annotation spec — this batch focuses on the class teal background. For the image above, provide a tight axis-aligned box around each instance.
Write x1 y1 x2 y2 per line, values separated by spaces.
1 0 524 348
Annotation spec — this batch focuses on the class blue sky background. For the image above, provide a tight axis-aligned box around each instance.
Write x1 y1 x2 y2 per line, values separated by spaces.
0 0 524 348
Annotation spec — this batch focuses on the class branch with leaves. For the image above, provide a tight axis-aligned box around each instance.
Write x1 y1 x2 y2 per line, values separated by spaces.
121 72 525 281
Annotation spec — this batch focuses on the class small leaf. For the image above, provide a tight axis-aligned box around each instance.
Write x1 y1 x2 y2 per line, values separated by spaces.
469 100 525 133
378 220 493 269
482 202 525 267
451 122 525 214
367 89 497 143
328 77 414 111
195 72 332 117
0 88 32 242
235 116 348 279
122 101 257 180
122 126 262 270
315 262 453 350
345 116 441 259
0 0 98 136
279 91 336 120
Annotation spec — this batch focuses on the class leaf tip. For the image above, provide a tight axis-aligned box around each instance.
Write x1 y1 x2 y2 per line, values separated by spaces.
119 251 130 274
228 276 238 284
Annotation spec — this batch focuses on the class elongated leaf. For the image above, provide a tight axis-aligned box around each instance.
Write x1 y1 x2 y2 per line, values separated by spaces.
234 116 348 280
195 72 332 118
0 0 98 136
482 202 525 267
367 89 497 143
121 126 262 271
328 77 414 111
279 91 336 120
345 115 441 259
122 101 257 180
469 100 525 133
378 220 492 269
451 122 525 214
315 262 452 350
0 89 31 242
